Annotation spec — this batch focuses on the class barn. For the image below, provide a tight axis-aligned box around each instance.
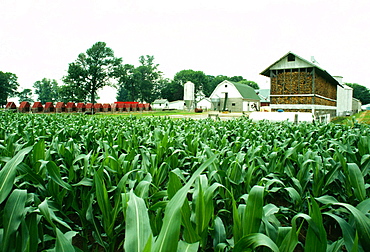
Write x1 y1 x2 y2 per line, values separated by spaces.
209 80 260 112
260 52 343 116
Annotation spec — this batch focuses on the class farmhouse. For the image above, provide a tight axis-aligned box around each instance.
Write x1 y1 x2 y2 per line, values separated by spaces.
209 80 260 112
260 52 343 116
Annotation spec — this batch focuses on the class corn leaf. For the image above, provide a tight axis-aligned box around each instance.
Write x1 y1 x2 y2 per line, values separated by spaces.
348 163 366 202
305 198 327 252
243 185 265 236
124 190 152 252
46 161 72 191
176 240 199 252
0 146 32 204
234 233 280 252
1 189 27 252
323 213 359 252
55 228 77 252
213 216 226 248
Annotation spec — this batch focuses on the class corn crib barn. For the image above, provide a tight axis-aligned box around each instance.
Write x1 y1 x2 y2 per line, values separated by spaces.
260 52 342 117
12 101 152 113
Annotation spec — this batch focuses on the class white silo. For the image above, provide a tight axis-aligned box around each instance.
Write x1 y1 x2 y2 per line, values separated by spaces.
184 81 195 110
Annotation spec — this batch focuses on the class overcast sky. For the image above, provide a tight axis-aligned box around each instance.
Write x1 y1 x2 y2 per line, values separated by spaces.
1 0 369 103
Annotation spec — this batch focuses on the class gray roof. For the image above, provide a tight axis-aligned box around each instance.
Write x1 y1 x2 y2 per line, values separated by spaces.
153 99 168 104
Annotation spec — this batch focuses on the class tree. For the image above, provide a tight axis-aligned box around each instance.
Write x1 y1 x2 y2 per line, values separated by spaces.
63 42 122 104
33 78 59 104
135 55 162 103
237 80 260 89
0 71 19 107
173 70 208 96
161 80 183 102
18 89 33 103
116 55 162 103
345 83 370 105
229 76 244 82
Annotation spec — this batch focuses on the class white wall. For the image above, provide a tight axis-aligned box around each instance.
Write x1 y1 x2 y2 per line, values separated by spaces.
152 102 169 109
169 100 185 110
249 112 314 123
197 98 211 109
337 85 353 116
210 80 242 99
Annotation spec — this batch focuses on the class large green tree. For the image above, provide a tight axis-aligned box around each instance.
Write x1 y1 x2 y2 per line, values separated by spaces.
345 83 370 105
116 55 162 103
173 70 208 96
63 42 122 104
0 71 19 107
18 88 34 103
33 78 59 104
160 79 182 102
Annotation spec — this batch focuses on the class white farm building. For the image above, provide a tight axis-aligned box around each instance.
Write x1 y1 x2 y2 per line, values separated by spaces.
209 80 260 112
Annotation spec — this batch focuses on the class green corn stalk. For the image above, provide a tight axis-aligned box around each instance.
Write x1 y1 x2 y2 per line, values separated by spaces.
304 197 327 252
316 195 370 249
152 155 216 252
242 185 265 236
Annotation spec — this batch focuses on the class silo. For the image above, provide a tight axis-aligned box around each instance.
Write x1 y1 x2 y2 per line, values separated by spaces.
184 81 195 110
335 76 352 116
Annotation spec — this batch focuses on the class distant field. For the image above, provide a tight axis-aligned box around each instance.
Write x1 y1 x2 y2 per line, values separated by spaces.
356 110 370 124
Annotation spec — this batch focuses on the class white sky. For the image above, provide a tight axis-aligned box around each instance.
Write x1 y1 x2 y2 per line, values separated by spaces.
1 0 370 103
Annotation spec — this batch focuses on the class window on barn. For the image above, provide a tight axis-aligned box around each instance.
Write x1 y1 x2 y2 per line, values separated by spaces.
288 54 295 62
232 103 236 106
225 84 228 88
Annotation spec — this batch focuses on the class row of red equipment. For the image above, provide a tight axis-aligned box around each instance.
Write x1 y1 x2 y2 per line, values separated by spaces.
5 101 151 113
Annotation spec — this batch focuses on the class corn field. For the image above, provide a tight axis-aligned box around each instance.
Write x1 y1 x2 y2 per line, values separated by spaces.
0 112 369 252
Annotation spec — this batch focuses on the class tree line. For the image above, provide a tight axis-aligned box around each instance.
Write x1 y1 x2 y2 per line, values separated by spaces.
0 42 260 106
1 41 370 106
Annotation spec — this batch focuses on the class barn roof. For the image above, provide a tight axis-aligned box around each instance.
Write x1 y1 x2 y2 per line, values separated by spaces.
260 51 343 87
256 89 270 103
153 99 168 104
230 81 261 100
